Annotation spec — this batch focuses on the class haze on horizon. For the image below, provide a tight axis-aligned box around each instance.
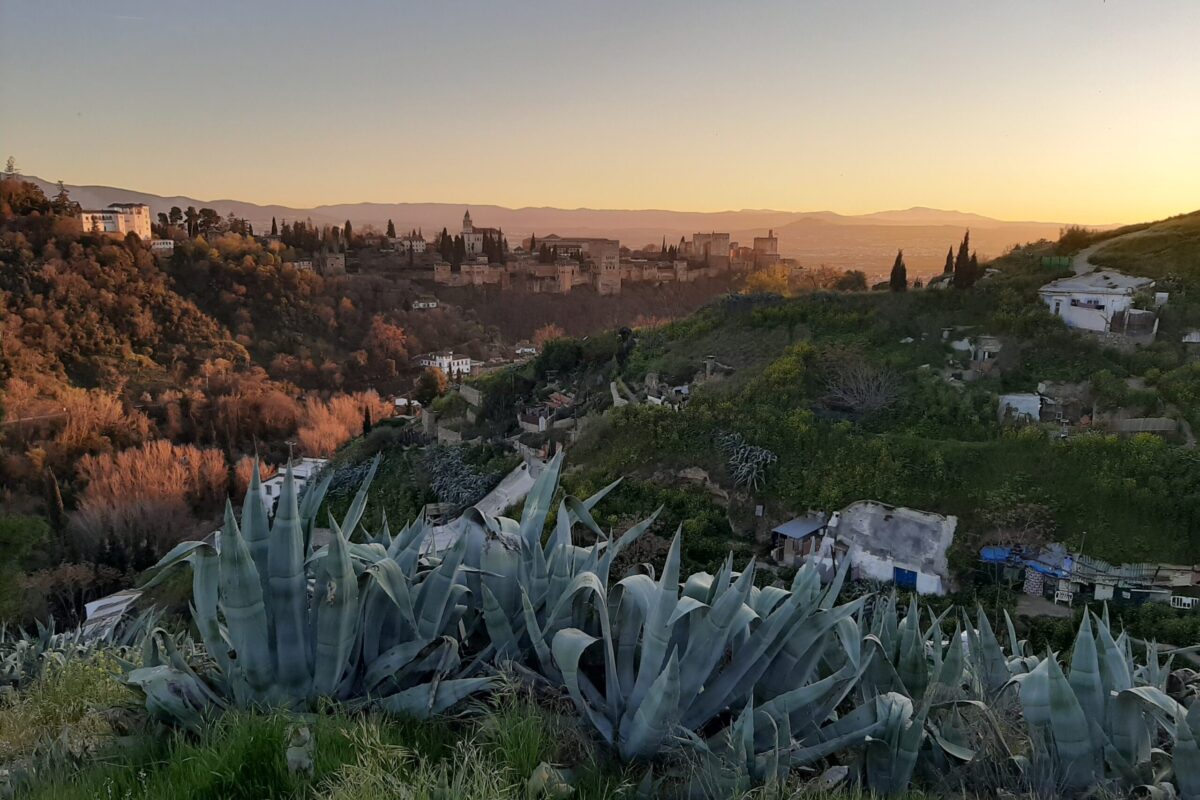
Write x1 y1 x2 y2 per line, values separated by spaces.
2 0 1197 226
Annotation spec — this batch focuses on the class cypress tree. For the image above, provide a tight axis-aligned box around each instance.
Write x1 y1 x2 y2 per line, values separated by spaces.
889 249 907 292
953 231 972 289
271 216 278 236
386 219 396 238
943 246 954 275
343 220 353 244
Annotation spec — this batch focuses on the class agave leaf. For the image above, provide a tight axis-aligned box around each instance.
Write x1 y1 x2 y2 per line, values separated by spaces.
312 518 360 697
1003 609 1024 658
897 598 929 701
865 692 924 795
242 462 272 589
552 627 615 745
519 451 564 550
1012 652 1098 790
217 502 275 695
481 584 522 661
619 650 682 760
521 589 558 680
124 664 212 732
366 559 417 631
971 607 1010 695
268 466 312 697
414 534 467 640
1067 613 1105 742
364 638 432 691
597 508 661 586
627 529 683 711
933 623 965 694
339 454 381 541
1174 700 1200 800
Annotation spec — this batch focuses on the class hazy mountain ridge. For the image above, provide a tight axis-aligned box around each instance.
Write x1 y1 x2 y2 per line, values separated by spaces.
28 176 1103 275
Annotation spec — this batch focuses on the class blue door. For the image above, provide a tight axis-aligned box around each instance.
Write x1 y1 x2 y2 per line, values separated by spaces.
893 567 917 590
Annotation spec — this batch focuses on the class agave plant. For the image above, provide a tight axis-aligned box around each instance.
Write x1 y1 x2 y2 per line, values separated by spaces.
848 595 1010 795
1 612 154 690
461 452 658 665
124 458 494 725
524 530 885 775
1006 609 1200 797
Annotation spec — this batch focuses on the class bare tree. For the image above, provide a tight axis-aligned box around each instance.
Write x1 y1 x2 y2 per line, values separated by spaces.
824 359 899 414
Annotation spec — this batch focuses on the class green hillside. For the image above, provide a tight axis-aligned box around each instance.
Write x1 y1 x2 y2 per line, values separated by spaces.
1090 210 1200 284
472 250 1200 571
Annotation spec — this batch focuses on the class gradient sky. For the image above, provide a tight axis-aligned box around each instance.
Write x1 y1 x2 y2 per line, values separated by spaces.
2 0 1197 223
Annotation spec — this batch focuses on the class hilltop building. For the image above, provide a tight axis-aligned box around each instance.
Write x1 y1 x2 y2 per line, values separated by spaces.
752 229 780 267
461 210 505 257
79 202 152 239
259 458 328 516
1038 270 1155 334
685 232 732 269
395 231 427 254
316 249 346 276
418 351 472 376
772 500 957 595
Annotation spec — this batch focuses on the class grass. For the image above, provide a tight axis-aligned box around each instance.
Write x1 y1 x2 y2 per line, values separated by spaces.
1090 210 1200 283
13 677 635 800
0 653 134 772
6 662 949 799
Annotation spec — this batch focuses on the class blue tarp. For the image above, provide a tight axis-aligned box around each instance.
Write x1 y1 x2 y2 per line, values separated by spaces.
978 545 1071 578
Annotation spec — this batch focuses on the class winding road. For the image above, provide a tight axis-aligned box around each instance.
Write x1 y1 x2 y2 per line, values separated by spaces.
1070 228 1152 275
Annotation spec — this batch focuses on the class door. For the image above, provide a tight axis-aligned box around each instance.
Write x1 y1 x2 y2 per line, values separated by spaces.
893 567 918 590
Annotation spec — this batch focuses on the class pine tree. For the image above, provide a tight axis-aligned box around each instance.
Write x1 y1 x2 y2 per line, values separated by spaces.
363 408 373 435
386 219 396 238
943 246 954 275
889 249 908 292
271 216 278 236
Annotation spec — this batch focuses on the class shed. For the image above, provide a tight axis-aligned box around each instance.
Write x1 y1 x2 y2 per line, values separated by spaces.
771 513 829 565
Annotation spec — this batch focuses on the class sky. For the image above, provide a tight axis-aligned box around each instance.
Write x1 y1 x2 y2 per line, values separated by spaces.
2 0 1197 224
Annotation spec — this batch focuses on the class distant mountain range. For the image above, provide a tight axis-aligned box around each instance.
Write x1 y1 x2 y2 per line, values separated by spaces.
29 177 1111 277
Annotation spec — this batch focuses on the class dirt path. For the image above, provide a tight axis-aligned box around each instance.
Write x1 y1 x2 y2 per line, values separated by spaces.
1071 228 1152 274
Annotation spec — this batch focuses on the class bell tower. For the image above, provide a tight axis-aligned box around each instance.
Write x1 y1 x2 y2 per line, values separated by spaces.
462 209 473 235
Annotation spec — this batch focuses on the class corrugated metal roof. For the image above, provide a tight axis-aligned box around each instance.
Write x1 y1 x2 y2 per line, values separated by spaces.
772 514 828 540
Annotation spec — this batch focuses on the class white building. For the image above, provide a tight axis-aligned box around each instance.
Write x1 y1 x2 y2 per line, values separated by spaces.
998 392 1043 424
394 232 427 254
1039 270 1154 333
418 351 472 375
461 209 505 258
258 457 329 516
79 202 152 239
412 295 439 310
150 239 175 255
787 500 957 595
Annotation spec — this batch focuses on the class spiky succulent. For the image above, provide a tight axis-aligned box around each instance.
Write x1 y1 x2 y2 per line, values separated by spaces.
124 456 494 726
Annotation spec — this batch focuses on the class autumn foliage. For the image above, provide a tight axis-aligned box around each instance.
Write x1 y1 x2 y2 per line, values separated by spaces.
72 440 228 561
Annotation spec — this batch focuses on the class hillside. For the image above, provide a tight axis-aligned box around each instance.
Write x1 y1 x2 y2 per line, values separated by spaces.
424 245 1200 572
1089 209 1200 284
